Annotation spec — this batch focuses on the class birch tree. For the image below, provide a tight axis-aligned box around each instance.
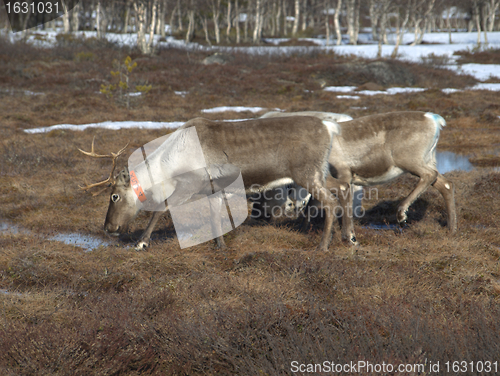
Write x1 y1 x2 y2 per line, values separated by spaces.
134 0 158 54
392 0 411 58
61 0 71 32
486 0 500 31
409 0 436 46
210 0 222 44
346 0 359 44
324 0 331 45
226 1 232 41
334 0 342 45
253 0 263 43
369 0 382 40
472 0 482 45
292 0 301 35
235 0 241 43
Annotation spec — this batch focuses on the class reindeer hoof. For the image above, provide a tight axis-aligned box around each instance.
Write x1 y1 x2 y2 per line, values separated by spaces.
397 209 407 224
341 233 358 246
135 241 148 251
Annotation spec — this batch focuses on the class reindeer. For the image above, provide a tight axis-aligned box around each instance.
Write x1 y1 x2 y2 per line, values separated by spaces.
79 116 340 251
258 111 457 245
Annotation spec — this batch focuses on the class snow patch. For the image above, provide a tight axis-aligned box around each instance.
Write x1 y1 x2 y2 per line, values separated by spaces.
24 121 185 134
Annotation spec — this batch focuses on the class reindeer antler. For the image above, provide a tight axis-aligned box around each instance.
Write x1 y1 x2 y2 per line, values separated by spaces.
78 137 129 195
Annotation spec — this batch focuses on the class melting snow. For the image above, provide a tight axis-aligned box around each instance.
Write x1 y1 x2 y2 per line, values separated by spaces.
24 121 184 134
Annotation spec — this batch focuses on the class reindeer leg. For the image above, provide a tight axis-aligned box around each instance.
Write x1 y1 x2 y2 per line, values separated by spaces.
432 173 457 233
396 168 438 225
209 195 227 249
136 210 165 250
301 175 337 252
328 170 357 245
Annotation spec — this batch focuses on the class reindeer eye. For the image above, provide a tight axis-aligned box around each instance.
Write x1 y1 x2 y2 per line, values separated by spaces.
111 194 120 203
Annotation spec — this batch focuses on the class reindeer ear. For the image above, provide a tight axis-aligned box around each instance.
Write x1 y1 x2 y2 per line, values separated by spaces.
115 168 130 187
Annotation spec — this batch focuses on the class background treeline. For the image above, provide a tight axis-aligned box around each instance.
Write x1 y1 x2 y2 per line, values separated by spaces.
1 0 499 53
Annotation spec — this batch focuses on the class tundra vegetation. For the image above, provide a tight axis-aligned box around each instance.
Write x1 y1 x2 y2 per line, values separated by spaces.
0 36 500 374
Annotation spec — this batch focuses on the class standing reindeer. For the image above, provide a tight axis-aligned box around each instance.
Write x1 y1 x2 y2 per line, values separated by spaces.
258 111 457 245
79 116 340 251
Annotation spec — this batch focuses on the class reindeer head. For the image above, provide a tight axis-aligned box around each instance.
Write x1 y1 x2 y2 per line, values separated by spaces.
78 138 139 235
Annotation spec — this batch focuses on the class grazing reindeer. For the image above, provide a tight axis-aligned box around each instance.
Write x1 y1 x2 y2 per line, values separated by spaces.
79 116 340 251
258 111 457 245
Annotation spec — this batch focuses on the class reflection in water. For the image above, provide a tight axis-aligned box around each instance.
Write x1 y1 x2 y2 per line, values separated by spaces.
436 151 474 174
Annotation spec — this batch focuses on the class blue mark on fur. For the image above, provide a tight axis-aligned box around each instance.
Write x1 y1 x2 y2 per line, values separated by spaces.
425 112 446 129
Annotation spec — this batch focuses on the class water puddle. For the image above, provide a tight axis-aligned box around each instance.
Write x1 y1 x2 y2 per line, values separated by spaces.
436 151 474 174
1 220 110 252
0 221 30 235
363 224 400 230
49 233 110 252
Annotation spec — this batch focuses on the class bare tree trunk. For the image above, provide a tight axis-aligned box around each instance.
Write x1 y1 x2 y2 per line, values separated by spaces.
309 0 316 29
346 0 358 44
235 0 241 43
135 1 147 51
276 0 282 36
410 0 435 46
270 0 276 35
302 0 308 31
446 7 452 43
244 2 249 41
226 1 232 41
71 2 80 31
96 0 102 37
482 2 489 44
353 0 360 43
212 0 221 44
292 0 300 35
392 3 410 58
377 11 387 58
325 0 330 45
89 0 95 31
123 0 131 33
156 0 166 37
202 16 212 45
474 0 482 45
177 0 184 31
334 0 342 45
369 0 380 41
253 0 262 43
186 9 195 43
283 0 289 35
169 5 177 33
487 0 500 31
62 0 71 32
148 0 158 51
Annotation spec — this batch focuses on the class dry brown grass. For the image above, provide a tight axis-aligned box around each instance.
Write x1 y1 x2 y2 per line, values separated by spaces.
1 37 500 375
